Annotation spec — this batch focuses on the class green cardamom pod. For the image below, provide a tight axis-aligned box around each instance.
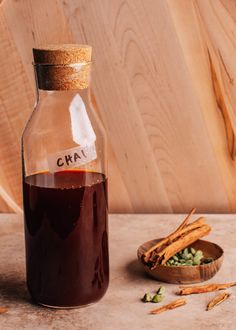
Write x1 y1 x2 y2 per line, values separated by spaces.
185 260 193 266
187 253 193 260
193 256 201 265
183 248 189 255
157 286 165 295
142 292 152 302
195 250 203 257
151 294 163 303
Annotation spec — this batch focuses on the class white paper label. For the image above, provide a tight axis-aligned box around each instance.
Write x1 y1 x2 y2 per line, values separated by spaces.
69 94 96 146
47 143 97 173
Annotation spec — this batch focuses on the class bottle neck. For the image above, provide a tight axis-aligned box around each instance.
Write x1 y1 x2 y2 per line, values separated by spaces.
34 62 91 91
36 88 90 101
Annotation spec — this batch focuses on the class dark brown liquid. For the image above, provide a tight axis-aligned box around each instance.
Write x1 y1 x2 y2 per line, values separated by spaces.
23 170 109 308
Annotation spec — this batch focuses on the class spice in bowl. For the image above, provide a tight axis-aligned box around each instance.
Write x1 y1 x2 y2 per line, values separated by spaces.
142 208 213 269
137 208 224 283
165 247 214 267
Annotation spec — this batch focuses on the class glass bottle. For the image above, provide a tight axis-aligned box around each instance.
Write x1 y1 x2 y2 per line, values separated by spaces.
22 45 109 308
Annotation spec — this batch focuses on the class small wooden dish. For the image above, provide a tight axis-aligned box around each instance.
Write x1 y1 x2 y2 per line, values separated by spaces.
137 239 224 284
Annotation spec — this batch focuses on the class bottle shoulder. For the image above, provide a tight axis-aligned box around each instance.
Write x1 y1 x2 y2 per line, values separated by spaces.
22 90 107 147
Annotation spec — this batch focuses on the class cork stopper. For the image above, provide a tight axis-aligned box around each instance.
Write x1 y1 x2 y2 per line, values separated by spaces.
33 44 92 65
33 44 92 90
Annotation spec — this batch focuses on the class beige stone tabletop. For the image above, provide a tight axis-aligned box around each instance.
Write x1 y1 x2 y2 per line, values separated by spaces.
0 213 236 330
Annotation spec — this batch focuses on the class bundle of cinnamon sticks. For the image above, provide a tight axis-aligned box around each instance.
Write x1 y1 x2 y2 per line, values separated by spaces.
142 209 211 269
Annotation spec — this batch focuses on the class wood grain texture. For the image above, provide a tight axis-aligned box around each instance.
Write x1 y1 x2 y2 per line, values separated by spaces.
0 0 236 213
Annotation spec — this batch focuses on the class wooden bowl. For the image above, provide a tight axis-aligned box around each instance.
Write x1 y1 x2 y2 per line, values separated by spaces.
137 239 224 284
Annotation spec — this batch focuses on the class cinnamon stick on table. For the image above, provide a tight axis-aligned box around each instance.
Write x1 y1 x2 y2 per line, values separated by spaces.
150 298 187 315
178 282 236 295
207 292 230 311
0 307 8 314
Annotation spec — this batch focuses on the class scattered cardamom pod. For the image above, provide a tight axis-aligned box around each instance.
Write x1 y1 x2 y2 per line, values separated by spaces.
142 292 152 302
152 294 163 303
142 286 166 303
157 286 165 295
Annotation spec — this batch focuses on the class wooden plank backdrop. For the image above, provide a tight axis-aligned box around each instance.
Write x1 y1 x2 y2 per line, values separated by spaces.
0 0 236 213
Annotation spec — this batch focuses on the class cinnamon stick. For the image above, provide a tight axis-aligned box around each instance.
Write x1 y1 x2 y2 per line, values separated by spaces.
158 223 211 266
142 208 212 269
0 307 8 314
150 298 187 315
175 208 196 232
143 216 206 264
143 209 197 262
207 292 230 311
145 218 210 268
178 282 236 295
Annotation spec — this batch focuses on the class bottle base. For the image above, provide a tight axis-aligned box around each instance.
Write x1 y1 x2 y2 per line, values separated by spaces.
29 283 109 309
38 301 98 309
